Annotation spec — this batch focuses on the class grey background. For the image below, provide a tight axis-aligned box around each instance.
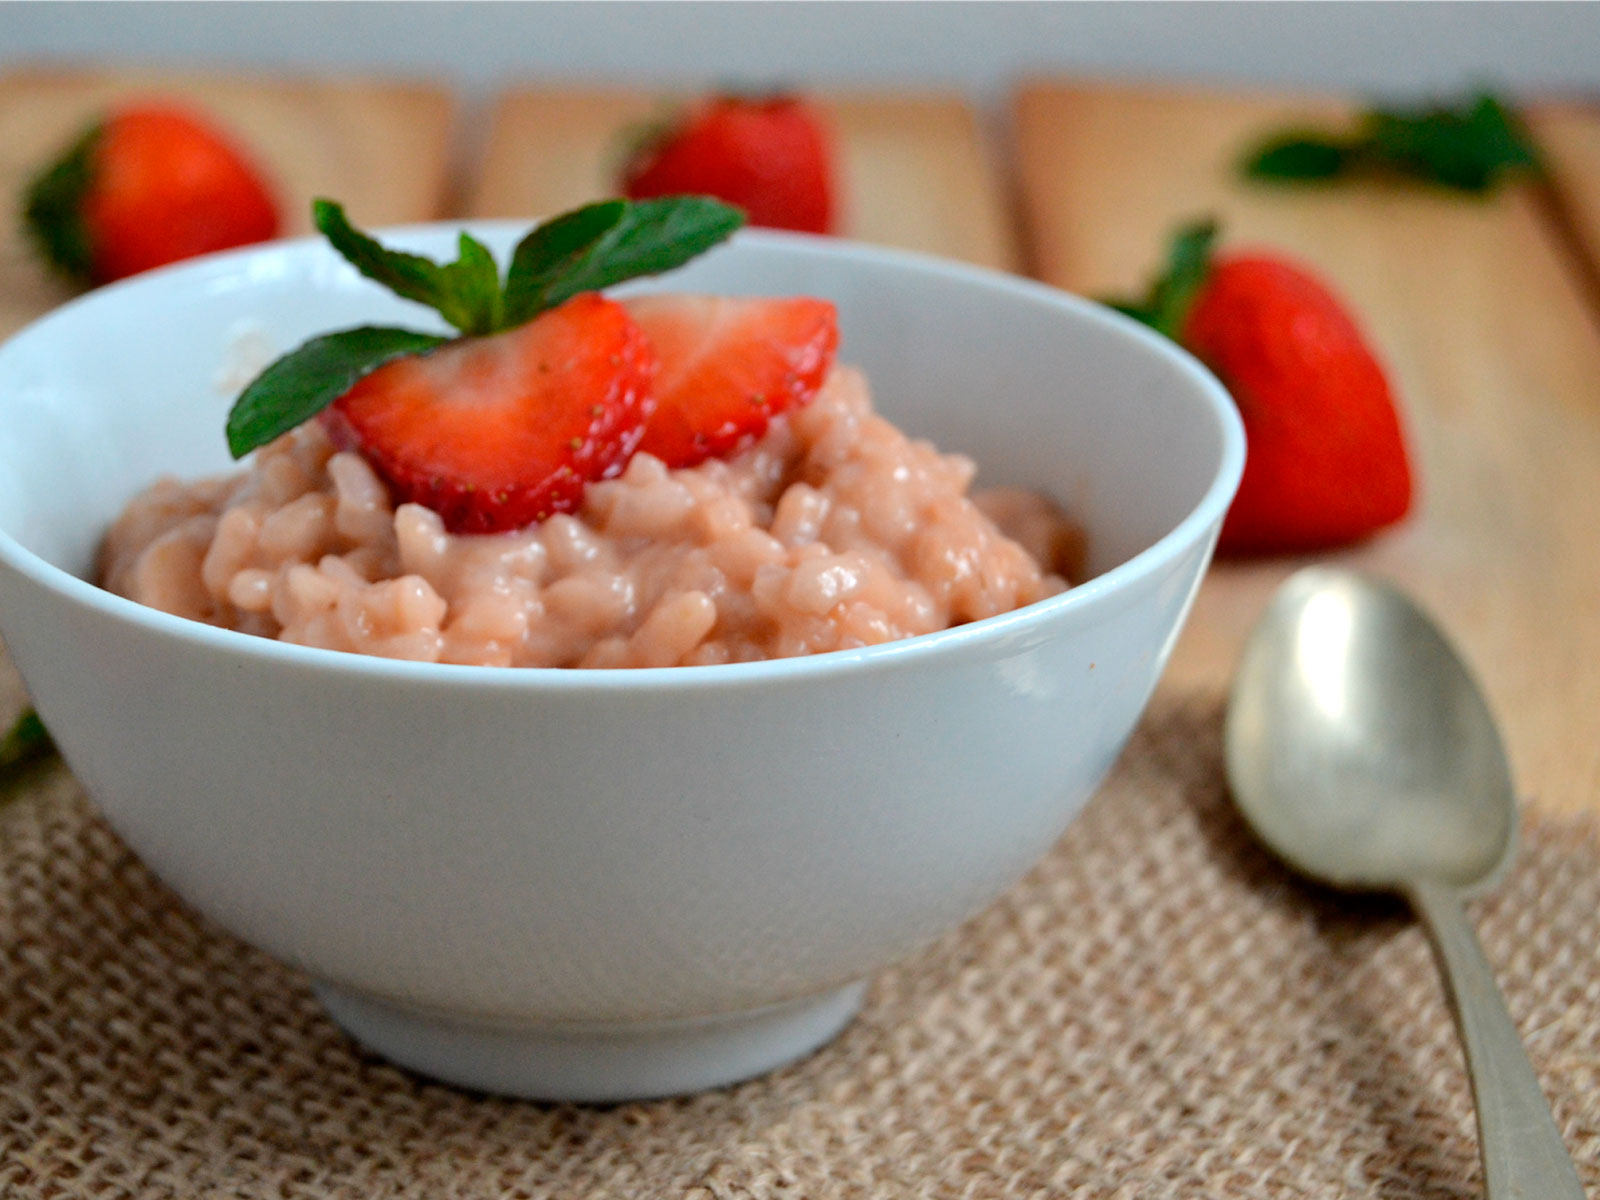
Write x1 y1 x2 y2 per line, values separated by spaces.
5 2 1600 108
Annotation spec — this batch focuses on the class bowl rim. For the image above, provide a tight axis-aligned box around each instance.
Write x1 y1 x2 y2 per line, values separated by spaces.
0 223 1244 694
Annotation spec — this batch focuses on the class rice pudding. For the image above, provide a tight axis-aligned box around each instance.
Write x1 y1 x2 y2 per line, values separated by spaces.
102 366 1082 668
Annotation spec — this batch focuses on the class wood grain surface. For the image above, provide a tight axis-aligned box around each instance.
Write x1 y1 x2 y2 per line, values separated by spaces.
0 67 457 341
1015 81 1600 818
1528 100 1600 303
468 88 1020 271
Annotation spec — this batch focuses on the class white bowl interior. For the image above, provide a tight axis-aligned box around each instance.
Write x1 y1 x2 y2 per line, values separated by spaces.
0 226 1230 592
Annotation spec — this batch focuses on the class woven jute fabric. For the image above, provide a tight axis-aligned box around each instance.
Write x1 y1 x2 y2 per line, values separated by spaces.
1 694 1596 1199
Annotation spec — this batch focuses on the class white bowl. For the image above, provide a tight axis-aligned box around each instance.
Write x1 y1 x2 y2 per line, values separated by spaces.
0 226 1242 1101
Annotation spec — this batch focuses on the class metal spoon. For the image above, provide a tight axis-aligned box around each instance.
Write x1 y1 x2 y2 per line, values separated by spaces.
1224 565 1585 1198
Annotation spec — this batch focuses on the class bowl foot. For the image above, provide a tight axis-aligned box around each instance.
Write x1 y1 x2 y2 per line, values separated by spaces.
313 979 868 1102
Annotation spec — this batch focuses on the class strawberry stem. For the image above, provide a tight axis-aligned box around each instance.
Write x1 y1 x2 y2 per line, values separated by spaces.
1102 218 1218 342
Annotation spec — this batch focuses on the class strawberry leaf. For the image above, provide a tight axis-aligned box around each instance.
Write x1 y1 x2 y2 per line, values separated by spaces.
314 200 502 336
1 707 56 787
503 195 745 325
1102 219 1218 342
226 325 447 458
22 121 102 285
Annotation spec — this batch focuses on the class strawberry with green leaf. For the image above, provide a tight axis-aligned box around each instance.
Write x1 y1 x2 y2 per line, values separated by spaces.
24 101 280 285
621 94 836 234
1109 220 1414 556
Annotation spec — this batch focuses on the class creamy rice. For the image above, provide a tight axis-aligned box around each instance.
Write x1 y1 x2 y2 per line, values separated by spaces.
101 367 1084 668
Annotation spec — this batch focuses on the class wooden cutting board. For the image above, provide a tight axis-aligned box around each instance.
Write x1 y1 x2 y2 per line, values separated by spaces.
1015 81 1600 818
0 67 457 341
467 88 1020 271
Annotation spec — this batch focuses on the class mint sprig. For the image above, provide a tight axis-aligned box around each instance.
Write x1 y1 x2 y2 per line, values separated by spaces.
315 200 506 336
1242 90 1543 194
226 195 745 460
1102 219 1218 342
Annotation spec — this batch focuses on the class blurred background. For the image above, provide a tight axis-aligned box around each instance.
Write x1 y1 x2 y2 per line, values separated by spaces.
7 1 1600 105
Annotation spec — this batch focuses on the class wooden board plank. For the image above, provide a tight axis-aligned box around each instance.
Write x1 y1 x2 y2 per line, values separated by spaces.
0 67 457 342
1015 81 1600 818
1528 100 1600 301
468 88 1020 271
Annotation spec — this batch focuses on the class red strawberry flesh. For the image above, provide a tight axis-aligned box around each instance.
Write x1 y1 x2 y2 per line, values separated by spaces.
622 96 835 234
84 104 280 282
321 293 654 534
626 293 838 468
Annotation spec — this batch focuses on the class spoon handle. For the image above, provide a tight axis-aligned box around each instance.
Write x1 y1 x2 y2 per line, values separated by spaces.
1406 878 1587 1199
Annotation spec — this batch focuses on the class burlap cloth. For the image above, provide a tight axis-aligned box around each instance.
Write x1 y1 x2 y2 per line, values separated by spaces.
1 694 1596 1199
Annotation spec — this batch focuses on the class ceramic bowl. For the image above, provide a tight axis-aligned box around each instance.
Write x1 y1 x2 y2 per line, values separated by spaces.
0 225 1243 1101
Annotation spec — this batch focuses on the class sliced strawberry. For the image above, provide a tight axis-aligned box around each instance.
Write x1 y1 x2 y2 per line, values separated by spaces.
625 294 838 468
621 95 836 234
320 293 654 534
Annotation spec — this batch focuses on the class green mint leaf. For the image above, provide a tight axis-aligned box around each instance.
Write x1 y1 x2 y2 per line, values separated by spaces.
440 232 504 335
1365 91 1543 193
314 200 501 335
1242 135 1354 181
226 325 447 458
503 196 745 325
22 121 101 285
1240 90 1542 194
503 199 630 324
1 707 57 783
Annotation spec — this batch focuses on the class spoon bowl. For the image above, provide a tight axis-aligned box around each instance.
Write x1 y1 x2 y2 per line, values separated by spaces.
1224 565 1583 1199
1225 565 1514 892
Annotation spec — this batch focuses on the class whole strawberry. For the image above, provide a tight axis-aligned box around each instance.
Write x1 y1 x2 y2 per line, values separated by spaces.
621 94 836 235
1110 221 1413 555
24 100 281 285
